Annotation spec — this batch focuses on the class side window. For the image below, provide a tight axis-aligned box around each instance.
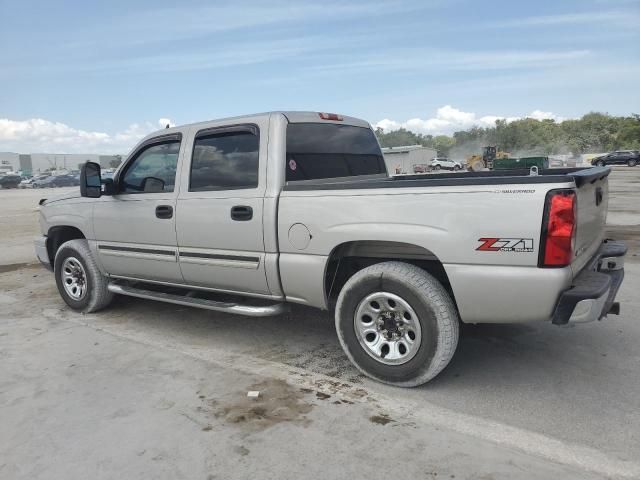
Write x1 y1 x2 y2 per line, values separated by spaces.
189 128 259 191
120 141 180 193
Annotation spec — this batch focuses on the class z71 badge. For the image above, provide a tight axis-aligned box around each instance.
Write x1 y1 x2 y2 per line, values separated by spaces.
477 238 534 253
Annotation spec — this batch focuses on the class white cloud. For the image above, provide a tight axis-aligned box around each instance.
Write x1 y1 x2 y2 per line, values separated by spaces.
158 118 174 128
527 110 564 122
375 106 565 135
0 117 172 154
493 10 640 28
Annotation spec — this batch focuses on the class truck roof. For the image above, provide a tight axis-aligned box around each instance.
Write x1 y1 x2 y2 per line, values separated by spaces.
146 111 371 142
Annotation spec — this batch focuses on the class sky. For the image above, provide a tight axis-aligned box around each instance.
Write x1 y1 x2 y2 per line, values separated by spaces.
1 0 639 154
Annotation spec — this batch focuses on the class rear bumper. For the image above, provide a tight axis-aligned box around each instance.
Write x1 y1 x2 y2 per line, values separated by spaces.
34 236 52 272
552 240 626 325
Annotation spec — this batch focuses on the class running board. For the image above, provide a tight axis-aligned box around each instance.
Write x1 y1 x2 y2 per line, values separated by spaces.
107 283 289 317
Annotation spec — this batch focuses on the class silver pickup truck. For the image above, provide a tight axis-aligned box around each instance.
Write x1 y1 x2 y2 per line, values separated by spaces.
35 111 626 386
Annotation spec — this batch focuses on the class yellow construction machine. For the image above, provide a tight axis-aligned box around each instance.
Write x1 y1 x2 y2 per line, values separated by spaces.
466 146 511 171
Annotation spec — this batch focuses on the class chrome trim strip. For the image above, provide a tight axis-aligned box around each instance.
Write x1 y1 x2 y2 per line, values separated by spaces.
177 247 262 269
178 255 259 269
98 244 175 256
179 251 260 263
99 249 177 262
97 243 177 262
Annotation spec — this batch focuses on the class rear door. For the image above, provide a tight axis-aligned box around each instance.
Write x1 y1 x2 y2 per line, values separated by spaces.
175 119 271 296
609 152 623 164
93 133 184 283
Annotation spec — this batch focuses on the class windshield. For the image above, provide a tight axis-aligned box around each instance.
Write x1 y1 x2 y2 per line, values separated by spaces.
286 123 386 182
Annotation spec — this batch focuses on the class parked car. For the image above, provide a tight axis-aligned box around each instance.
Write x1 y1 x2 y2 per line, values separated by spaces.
0 174 22 189
413 163 431 174
591 150 639 167
19 178 35 188
36 111 626 387
33 174 78 188
18 175 49 188
431 157 462 171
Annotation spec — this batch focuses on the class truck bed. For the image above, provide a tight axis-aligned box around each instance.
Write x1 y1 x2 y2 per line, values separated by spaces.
283 167 610 191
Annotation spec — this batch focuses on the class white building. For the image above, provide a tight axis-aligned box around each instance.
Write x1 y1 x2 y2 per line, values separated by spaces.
0 152 123 175
381 145 437 175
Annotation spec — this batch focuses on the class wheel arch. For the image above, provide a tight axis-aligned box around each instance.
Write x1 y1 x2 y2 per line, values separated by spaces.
46 225 87 269
323 240 456 309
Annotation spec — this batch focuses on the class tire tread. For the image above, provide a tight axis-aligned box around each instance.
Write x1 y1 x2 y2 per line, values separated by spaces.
55 239 113 313
335 261 459 387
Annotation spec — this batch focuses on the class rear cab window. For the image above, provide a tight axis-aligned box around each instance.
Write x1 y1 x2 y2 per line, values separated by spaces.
286 123 386 182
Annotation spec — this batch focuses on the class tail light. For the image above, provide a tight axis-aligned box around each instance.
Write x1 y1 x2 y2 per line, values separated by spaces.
540 190 576 267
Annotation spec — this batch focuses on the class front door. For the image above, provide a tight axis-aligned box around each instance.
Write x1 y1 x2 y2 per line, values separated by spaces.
175 122 271 296
93 134 184 283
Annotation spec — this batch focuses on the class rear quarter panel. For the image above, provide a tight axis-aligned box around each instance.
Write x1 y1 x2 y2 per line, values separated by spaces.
278 182 576 322
279 184 555 265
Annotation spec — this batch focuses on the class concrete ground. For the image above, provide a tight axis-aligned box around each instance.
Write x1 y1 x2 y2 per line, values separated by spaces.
1 169 639 480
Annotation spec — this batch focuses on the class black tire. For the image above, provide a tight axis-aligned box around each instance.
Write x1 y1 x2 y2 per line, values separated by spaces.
54 239 114 313
596 160 605 167
434 165 441 171
335 261 459 387
628 159 637 167
453 165 460 171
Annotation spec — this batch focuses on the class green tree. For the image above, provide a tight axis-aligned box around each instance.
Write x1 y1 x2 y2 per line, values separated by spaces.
375 112 638 159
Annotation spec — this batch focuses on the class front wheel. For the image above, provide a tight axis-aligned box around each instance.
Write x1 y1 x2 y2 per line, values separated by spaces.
596 160 605 167
54 239 114 313
335 262 459 387
433 165 441 171
628 159 637 167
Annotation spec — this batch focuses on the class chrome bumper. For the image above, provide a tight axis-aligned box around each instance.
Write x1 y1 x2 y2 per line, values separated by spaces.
552 240 626 325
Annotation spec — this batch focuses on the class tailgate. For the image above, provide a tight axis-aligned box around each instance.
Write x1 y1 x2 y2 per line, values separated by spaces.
571 168 610 273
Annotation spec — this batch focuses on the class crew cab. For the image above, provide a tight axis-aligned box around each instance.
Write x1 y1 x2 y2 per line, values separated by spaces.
35 111 626 386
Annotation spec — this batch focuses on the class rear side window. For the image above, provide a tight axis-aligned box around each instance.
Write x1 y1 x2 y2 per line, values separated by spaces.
286 123 386 182
189 127 259 191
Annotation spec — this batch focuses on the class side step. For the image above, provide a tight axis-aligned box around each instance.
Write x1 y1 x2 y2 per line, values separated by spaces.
107 282 289 317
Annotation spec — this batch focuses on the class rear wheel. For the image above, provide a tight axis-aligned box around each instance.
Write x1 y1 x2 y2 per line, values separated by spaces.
335 261 459 387
434 165 441 171
628 159 637 167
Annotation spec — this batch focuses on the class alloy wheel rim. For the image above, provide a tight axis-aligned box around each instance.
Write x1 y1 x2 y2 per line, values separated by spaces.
353 292 422 365
61 257 87 300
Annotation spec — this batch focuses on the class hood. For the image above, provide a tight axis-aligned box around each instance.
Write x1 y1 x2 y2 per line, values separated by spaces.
42 190 81 205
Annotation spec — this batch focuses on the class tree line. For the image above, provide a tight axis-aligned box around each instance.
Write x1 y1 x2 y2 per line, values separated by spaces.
375 112 640 158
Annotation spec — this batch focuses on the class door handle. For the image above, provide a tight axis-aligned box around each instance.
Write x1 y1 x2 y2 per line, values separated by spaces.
155 205 173 219
231 205 253 221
